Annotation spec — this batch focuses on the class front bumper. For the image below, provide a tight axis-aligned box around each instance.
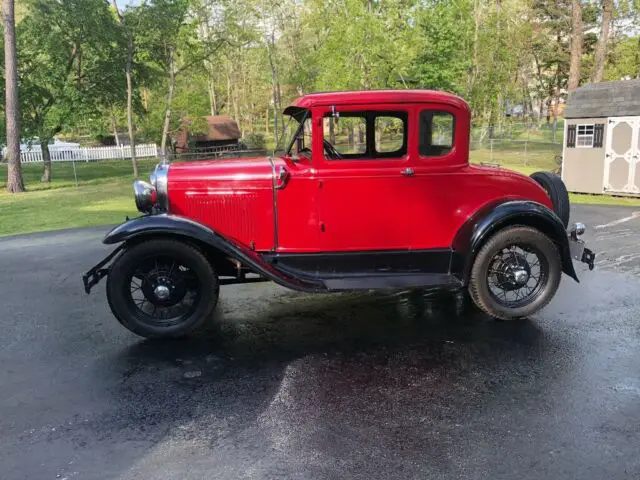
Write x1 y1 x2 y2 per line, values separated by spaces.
82 244 125 294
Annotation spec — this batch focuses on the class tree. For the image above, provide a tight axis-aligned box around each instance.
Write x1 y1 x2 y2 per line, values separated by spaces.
592 0 614 82
568 0 583 91
19 0 121 182
2 0 25 193
112 0 139 176
605 34 640 80
135 0 226 156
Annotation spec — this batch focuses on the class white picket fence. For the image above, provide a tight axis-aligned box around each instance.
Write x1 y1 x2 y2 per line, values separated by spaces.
19 143 158 163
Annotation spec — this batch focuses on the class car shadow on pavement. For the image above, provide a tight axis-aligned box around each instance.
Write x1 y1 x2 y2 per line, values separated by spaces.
74 288 568 479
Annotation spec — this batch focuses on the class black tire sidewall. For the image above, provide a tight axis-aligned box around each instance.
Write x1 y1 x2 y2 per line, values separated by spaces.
531 171 570 228
469 227 562 320
106 239 219 338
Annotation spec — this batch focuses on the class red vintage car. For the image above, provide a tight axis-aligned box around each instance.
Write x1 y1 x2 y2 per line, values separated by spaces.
84 90 595 338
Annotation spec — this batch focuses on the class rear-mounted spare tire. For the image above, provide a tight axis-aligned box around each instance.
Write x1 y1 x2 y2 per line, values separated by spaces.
530 171 570 229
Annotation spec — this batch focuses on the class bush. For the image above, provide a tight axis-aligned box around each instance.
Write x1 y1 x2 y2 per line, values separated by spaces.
242 132 265 150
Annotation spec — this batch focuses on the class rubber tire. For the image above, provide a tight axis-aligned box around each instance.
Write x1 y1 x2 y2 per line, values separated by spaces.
468 226 562 320
106 239 219 338
530 171 570 228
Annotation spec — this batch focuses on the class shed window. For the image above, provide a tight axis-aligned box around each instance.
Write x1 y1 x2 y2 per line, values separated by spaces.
576 124 595 148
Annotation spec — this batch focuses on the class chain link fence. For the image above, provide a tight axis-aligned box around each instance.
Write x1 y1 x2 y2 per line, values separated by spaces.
1 121 566 190
469 122 564 172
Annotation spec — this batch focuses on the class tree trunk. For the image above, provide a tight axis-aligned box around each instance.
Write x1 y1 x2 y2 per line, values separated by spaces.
111 112 120 146
111 0 136 172
160 47 176 157
232 79 241 133
568 0 583 92
125 38 138 178
126 33 138 177
468 0 481 95
2 0 24 193
207 69 217 116
267 32 279 140
40 140 52 183
592 0 613 82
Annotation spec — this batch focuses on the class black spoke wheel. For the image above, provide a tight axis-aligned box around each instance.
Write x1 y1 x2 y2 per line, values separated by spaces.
107 239 219 338
468 226 561 320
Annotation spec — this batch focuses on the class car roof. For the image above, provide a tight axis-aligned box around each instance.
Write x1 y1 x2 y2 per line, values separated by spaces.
287 89 470 112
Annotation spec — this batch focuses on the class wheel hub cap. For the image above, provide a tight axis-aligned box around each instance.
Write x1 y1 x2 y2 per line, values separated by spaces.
154 285 171 300
513 269 529 286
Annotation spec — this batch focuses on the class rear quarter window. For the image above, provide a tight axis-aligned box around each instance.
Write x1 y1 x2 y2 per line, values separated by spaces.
419 111 455 157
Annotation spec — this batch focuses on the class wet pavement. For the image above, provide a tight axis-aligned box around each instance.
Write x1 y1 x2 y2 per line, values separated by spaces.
1 204 640 480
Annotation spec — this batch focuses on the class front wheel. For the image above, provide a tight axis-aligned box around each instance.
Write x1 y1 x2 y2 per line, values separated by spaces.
106 239 219 338
468 226 561 320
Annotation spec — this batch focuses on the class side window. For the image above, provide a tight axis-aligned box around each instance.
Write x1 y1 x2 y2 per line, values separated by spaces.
323 114 367 156
420 111 455 157
323 111 407 160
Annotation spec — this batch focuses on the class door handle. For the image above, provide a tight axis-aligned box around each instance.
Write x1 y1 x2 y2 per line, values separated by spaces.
401 167 415 177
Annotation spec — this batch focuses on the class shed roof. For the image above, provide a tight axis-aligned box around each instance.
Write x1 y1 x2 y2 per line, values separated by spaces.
191 116 240 141
564 80 640 119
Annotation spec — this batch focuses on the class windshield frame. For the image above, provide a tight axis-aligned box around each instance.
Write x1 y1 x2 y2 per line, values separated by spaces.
274 109 310 156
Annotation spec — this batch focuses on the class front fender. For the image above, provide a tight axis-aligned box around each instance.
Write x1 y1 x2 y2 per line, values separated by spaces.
104 214 231 247
452 200 578 284
102 214 324 292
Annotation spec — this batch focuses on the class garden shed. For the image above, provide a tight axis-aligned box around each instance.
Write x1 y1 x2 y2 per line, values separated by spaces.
562 79 640 196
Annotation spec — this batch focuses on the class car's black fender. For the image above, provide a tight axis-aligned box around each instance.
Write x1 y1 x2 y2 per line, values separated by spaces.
99 214 325 292
451 200 579 284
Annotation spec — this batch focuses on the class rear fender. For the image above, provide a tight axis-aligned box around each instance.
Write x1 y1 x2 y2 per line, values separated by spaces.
451 200 578 284
102 214 325 292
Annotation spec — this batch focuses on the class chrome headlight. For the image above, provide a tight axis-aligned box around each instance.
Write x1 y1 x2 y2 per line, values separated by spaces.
133 180 156 213
149 162 169 211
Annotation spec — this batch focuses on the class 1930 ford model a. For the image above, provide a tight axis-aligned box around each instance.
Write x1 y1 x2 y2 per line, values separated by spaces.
83 90 595 338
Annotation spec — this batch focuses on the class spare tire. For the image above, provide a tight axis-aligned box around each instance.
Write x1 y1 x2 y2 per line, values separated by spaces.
530 171 570 228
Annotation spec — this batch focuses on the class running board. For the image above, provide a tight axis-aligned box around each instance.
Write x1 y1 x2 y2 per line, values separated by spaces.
322 273 462 291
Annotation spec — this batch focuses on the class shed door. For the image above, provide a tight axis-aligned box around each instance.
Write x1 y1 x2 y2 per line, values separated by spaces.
604 116 640 194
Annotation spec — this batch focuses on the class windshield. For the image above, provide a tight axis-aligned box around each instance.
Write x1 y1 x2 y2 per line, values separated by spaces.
275 110 310 155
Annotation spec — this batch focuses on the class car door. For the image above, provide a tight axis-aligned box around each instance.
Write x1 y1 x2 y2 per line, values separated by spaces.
316 104 415 252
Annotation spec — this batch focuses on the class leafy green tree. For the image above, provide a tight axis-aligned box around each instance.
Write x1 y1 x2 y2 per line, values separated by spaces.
412 0 473 94
18 0 120 182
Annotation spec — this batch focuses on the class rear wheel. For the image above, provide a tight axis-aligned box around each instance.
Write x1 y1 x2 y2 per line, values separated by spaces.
106 239 219 338
468 226 561 320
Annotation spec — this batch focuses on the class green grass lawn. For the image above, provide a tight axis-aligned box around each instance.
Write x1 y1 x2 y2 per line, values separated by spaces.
1 158 159 191
1 156 640 238
0 160 156 236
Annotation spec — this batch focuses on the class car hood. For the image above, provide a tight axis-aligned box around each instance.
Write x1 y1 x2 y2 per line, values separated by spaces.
168 155 275 187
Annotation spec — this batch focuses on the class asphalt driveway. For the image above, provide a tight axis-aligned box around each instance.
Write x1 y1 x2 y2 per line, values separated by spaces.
1 204 640 480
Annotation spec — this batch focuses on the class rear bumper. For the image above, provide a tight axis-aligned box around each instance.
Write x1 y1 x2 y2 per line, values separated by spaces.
568 222 595 271
569 238 595 270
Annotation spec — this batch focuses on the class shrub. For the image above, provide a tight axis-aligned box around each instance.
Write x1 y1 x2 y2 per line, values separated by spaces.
243 132 265 150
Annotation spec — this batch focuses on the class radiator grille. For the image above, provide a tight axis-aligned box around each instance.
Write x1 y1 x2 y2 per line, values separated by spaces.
186 193 258 241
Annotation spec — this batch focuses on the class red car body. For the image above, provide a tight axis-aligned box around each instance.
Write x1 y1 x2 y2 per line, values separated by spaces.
84 90 595 338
